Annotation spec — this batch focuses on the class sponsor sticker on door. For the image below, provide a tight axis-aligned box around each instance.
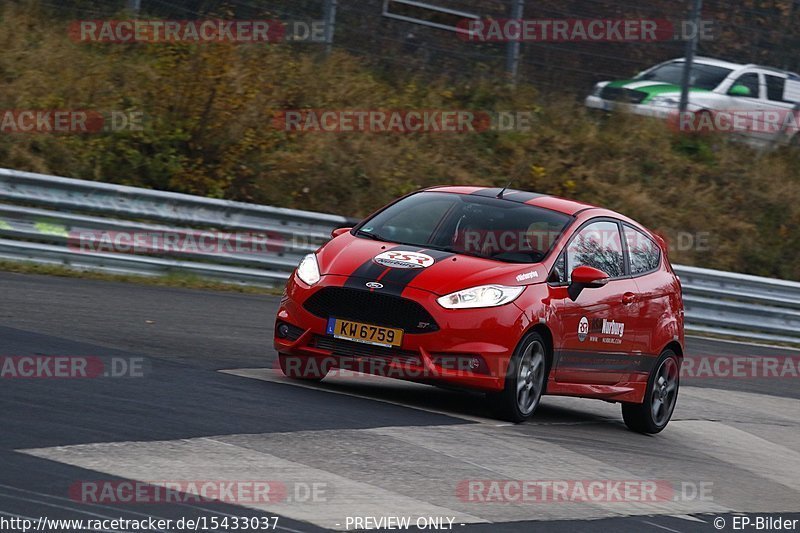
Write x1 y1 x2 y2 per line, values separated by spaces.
578 317 589 342
578 317 625 343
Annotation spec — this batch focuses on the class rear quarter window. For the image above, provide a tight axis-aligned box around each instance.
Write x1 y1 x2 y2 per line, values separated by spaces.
765 75 795 103
624 226 661 275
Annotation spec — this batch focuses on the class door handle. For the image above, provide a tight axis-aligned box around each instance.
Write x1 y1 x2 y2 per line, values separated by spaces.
622 292 637 305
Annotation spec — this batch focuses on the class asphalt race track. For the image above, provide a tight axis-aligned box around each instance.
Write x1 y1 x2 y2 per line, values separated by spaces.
1 271 799 532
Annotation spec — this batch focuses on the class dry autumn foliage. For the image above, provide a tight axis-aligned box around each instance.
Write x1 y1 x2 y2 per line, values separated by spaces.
0 3 798 279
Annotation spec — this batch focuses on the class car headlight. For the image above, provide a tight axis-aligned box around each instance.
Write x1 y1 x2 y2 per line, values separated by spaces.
649 95 681 107
437 285 524 309
295 253 321 286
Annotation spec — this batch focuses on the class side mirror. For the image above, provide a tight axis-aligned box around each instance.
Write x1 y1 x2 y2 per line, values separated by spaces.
728 84 751 97
331 227 352 238
568 265 610 301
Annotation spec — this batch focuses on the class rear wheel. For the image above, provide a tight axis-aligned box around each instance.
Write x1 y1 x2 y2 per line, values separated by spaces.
622 349 680 434
489 332 548 423
278 353 330 382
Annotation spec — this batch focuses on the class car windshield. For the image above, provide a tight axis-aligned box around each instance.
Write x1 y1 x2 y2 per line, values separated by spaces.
636 61 733 90
356 191 572 264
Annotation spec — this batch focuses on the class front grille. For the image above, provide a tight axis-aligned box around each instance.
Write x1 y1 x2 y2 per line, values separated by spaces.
599 86 648 104
303 287 438 334
312 335 421 365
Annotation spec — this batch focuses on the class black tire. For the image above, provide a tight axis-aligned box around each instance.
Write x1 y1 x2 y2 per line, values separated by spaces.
488 332 549 423
278 353 330 382
622 349 680 434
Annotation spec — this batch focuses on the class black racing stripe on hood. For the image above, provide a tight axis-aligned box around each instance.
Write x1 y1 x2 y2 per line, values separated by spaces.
377 248 454 295
342 245 400 289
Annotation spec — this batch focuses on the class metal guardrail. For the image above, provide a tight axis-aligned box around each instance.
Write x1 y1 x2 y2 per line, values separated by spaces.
1 168 798 344
674 265 800 344
0 168 350 285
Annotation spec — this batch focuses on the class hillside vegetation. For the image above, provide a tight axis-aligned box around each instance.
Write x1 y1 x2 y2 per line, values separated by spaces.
0 4 798 279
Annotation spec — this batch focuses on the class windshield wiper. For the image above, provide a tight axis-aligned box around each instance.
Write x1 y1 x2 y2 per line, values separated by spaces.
356 231 498 259
355 229 383 240
423 243 487 260
355 230 419 247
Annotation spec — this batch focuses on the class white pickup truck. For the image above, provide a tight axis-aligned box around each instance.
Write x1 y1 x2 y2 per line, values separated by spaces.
585 56 800 148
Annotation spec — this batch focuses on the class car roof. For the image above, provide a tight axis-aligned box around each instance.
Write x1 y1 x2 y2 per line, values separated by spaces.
666 56 797 77
668 56 745 70
425 186 599 216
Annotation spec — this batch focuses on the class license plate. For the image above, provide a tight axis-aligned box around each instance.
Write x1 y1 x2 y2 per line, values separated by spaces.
326 318 403 348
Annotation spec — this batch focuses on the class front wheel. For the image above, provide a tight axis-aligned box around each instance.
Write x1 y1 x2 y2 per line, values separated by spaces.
622 349 680 434
489 333 548 423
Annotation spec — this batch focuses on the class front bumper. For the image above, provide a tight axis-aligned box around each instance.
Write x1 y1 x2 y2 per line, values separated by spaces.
274 274 531 392
585 95 687 119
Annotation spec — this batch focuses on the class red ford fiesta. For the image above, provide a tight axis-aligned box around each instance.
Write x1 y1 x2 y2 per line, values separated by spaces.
274 186 684 433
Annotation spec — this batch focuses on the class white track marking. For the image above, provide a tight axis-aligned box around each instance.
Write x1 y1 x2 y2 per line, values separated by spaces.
21 435 487 530
17 422 738 524
673 514 707 522
670 421 800 494
640 519 683 532
364 424 726 521
15 373 800 528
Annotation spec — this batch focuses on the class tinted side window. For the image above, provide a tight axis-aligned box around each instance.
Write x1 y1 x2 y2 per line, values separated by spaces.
624 226 661 275
567 221 625 279
730 73 760 98
766 75 790 102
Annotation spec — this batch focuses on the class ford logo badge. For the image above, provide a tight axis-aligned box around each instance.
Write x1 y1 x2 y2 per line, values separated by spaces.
366 282 384 289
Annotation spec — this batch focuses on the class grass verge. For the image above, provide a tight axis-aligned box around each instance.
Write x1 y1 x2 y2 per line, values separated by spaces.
0 260 284 295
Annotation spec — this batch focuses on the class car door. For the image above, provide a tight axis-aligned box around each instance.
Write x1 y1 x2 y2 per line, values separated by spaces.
720 71 773 146
551 219 641 385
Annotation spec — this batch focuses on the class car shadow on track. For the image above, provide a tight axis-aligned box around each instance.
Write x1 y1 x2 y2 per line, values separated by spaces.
269 370 624 428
